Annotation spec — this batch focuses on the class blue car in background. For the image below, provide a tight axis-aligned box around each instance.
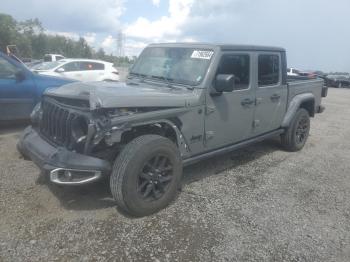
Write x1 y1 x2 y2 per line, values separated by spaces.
0 52 74 121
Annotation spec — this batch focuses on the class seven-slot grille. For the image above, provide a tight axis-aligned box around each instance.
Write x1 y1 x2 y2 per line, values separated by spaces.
40 98 76 146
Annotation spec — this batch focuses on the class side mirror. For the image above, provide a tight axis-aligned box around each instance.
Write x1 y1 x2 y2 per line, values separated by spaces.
56 68 65 73
214 74 235 93
15 70 26 82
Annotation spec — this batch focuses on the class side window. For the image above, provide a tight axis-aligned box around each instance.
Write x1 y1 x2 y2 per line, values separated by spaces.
0 57 16 79
217 54 250 90
91 62 104 70
258 54 280 86
62 62 80 72
79 62 105 71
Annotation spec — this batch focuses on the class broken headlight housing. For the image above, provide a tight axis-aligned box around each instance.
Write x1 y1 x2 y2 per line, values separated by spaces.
30 102 42 125
107 108 139 117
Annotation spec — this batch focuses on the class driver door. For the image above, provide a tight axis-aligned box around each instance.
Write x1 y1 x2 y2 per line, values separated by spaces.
204 52 255 151
0 56 36 121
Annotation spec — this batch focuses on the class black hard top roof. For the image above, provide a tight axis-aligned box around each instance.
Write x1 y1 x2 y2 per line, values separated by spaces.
148 42 285 52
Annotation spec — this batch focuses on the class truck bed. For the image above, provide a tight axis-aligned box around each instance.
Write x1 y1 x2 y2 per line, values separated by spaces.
287 78 325 112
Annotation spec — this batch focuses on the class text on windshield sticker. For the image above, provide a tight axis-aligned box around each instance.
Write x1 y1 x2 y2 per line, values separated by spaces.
191 50 214 60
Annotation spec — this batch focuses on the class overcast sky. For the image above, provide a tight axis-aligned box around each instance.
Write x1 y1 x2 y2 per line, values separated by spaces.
1 0 349 72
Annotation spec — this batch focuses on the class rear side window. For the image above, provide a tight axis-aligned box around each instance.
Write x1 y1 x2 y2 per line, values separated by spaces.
258 54 280 86
62 62 80 72
79 62 105 71
217 54 250 90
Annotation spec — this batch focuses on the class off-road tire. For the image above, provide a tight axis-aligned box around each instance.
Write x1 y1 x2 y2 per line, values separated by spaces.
281 108 310 152
110 135 182 217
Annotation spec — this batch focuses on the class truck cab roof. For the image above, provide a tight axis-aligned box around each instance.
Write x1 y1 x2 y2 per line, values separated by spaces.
148 42 285 52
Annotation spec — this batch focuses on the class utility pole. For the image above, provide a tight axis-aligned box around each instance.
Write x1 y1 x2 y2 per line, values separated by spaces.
116 30 124 57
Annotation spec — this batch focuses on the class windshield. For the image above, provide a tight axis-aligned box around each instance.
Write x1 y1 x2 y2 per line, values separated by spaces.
34 61 62 70
130 47 214 86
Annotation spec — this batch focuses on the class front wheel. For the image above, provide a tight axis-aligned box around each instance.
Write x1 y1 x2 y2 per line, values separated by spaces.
281 108 310 152
110 135 183 217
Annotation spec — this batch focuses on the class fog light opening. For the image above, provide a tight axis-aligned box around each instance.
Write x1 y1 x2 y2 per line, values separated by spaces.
50 168 102 185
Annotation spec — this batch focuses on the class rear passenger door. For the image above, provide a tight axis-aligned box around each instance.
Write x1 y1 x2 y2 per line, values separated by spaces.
79 62 105 81
253 53 288 134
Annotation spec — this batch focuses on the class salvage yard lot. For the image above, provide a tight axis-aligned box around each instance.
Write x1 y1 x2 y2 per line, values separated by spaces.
1 88 350 261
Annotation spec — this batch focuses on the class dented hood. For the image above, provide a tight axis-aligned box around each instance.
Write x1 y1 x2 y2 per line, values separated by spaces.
45 81 201 110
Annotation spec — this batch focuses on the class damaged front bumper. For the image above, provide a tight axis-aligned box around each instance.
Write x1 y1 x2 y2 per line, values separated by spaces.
17 127 111 185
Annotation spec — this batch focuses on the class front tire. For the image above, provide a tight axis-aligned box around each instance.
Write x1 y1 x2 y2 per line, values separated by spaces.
281 108 310 152
110 135 182 217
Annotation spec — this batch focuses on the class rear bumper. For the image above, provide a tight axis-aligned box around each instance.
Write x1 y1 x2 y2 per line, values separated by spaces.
17 126 111 185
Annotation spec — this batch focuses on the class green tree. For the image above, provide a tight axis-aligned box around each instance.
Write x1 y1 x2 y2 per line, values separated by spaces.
0 13 18 52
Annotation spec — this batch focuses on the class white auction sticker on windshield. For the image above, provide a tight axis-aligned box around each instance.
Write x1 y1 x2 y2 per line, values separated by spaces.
191 50 214 60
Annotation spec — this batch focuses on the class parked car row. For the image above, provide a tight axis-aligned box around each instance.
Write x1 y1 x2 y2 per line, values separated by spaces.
288 67 350 88
323 74 350 88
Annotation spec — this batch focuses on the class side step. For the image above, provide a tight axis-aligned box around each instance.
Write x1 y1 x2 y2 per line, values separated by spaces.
183 129 284 166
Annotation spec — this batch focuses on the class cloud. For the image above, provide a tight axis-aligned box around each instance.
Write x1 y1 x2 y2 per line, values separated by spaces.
1 0 349 70
45 30 80 40
84 33 97 45
0 0 125 34
102 35 116 49
151 0 161 7
125 0 194 40
124 0 350 71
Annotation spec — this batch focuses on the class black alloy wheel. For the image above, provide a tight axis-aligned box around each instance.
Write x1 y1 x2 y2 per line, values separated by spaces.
137 155 173 201
110 134 182 217
295 115 309 146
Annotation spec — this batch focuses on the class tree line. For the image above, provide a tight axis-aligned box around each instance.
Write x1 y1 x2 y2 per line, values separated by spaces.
0 13 135 66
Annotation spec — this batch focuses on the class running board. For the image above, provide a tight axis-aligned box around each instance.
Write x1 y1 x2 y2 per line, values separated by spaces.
183 129 284 166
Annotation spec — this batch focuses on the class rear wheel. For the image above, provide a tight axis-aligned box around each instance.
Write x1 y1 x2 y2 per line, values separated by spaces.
281 108 310 152
110 135 182 217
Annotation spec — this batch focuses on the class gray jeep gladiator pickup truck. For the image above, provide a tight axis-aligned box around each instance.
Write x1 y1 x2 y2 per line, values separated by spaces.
18 43 327 216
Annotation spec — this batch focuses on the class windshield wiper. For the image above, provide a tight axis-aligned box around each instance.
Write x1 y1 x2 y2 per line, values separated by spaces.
150 75 175 88
128 72 148 82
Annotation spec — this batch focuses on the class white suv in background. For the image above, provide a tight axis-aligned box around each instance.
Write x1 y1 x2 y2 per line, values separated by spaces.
34 59 120 82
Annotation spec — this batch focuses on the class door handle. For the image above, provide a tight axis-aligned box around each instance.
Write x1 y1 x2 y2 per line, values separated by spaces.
241 98 255 107
270 94 281 101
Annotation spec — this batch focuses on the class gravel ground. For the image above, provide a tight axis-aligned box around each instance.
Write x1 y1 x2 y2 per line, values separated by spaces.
1 88 350 261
